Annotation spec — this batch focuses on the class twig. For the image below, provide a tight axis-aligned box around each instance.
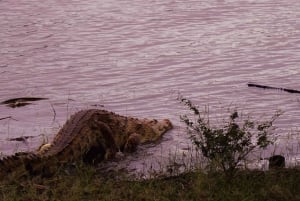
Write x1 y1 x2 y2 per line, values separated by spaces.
50 103 57 123
0 116 17 121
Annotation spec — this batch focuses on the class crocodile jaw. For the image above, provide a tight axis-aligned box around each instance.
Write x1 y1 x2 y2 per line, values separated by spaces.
141 118 173 143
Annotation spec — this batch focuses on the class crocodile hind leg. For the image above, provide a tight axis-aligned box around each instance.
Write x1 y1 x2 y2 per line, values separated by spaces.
23 122 118 177
60 120 118 165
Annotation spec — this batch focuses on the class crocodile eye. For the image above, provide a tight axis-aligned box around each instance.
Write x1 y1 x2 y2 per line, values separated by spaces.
149 119 157 124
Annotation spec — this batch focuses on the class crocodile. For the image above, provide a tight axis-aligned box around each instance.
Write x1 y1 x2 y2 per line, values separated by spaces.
0 109 173 179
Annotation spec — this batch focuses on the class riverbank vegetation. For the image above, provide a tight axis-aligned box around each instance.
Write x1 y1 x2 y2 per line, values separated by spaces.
1 97 300 200
178 96 284 176
1 165 300 201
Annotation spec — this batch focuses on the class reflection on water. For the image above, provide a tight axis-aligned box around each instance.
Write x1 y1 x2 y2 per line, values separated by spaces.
0 0 300 171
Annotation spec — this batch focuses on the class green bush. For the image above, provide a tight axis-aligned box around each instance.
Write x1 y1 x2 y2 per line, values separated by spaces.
179 96 281 176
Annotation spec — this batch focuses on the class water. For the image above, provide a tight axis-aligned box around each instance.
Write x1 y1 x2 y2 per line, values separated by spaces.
1 0 300 173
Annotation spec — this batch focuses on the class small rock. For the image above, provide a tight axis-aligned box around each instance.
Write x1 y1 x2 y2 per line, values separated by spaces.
269 155 285 169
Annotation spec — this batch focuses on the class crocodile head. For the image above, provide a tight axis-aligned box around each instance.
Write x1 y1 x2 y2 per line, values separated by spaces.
149 118 172 138
123 118 173 152
137 118 173 143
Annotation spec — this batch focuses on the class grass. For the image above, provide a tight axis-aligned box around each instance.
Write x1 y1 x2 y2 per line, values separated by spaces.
1 163 300 201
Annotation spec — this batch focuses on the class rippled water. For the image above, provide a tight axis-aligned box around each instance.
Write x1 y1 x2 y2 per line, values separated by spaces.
1 0 300 172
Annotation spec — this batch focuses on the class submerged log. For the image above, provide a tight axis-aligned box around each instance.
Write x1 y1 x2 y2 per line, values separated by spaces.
7 136 36 142
248 83 300 94
1 97 48 108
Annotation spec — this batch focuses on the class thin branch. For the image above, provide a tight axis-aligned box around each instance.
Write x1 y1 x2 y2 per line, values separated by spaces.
50 103 56 123
0 116 17 121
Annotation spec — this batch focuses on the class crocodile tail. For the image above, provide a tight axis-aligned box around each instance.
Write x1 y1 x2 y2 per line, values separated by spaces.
0 152 40 179
0 153 26 170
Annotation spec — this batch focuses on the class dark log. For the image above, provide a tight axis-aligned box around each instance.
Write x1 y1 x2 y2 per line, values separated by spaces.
248 83 300 94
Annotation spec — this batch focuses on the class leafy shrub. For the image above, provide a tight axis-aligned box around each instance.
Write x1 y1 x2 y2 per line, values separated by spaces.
179 96 281 176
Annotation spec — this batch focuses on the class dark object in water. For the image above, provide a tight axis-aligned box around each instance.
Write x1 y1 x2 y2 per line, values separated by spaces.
1 97 48 108
269 155 285 169
6 102 32 108
7 136 35 142
248 83 300 94
0 116 12 121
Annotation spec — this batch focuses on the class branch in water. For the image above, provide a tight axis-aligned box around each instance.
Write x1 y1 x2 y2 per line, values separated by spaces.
248 83 300 94
0 116 17 121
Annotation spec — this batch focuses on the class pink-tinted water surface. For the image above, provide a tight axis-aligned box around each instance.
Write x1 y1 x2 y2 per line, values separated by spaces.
1 0 300 173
